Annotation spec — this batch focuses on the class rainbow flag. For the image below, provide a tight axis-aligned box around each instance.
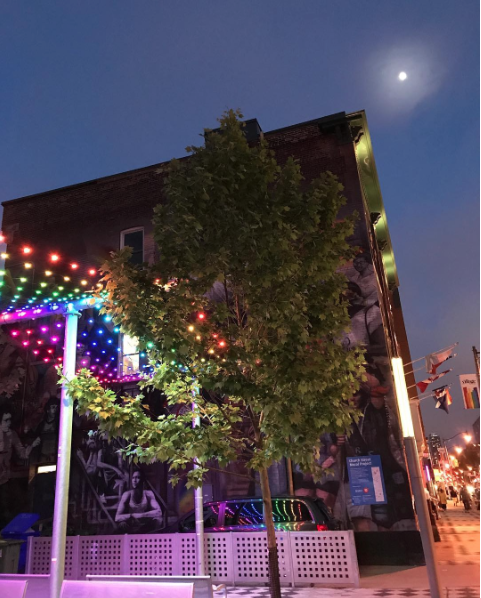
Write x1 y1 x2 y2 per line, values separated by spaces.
459 375 480 409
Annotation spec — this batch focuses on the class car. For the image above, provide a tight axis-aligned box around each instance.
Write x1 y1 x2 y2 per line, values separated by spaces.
164 495 342 533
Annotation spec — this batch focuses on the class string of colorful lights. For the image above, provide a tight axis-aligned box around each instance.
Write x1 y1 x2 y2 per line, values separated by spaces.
0 238 233 386
0 239 152 385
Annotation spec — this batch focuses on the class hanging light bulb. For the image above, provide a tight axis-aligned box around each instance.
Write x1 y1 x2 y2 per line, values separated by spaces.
22 246 33 255
24 263 33 269
50 253 60 263
45 270 53 277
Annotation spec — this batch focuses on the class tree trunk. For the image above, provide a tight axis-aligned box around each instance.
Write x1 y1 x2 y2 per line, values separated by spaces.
259 466 282 598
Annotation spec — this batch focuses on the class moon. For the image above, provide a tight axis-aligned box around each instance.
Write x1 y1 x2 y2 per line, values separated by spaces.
398 71 407 81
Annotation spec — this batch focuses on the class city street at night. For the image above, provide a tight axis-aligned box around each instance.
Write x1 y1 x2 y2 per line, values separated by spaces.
0 4 478 598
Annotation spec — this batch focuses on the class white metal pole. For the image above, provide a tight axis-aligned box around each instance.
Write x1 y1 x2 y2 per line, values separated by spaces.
392 357 442 598
50 305 80 598
192 399 205 576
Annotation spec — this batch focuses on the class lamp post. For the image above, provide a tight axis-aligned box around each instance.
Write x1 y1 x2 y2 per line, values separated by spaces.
392 357 442 598
50 304 80 598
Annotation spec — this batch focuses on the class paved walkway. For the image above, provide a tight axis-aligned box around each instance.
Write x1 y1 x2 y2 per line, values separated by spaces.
225 502 480 597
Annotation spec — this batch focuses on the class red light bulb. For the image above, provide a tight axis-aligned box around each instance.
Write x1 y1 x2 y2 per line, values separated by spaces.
218 340 226 348
50 253 60 263
88 268 96 276
0 233 5 243
22 246 32 255
70 263 79 270
197 312 206 320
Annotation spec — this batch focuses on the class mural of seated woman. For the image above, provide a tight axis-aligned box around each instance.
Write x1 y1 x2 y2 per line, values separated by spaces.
115 470 163 533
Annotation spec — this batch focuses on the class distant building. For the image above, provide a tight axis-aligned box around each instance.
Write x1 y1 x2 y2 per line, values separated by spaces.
473 416 480 444
427 434 443 468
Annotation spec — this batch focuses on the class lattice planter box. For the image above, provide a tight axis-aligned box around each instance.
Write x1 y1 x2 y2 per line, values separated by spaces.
27 531 359 587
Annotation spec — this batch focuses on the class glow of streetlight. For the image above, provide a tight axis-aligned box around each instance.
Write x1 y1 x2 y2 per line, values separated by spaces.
463 433 472 443
454 446 463 454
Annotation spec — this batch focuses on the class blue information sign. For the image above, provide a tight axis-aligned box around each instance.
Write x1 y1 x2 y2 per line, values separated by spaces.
346 455 387 506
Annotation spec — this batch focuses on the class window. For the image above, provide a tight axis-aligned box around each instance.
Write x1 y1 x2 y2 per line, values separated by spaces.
223 499 313 526
120 228 144 265
180 504 220 531
120 333 140 376
224 501 264 526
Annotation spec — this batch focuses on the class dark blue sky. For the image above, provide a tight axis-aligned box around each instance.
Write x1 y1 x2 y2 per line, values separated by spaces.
0 2 479 438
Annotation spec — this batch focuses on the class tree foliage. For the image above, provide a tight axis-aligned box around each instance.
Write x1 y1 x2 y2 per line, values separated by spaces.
66 109 365 488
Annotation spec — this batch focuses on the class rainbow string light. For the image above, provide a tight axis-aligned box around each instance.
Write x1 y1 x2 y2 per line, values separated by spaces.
0 237 233 386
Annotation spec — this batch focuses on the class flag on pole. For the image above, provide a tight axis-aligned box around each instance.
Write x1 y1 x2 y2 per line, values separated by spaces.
459 375 480 409
425 344 457 374
416 369 451 393
433 385 453 414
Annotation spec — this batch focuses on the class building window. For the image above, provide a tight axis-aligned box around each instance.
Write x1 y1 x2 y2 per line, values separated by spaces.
120 228 144 265
120 333 140 376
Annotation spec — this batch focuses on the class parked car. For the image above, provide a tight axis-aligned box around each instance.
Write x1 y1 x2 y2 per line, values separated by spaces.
164 496 341 533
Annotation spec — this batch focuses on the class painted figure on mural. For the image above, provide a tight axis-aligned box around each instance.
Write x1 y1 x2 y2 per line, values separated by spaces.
0 405 40 527
342 385 415 531
343 282 384 353
33 397 60 463
294 249 416 531
115 470 163 532
293 433 341 510
350 252 378 307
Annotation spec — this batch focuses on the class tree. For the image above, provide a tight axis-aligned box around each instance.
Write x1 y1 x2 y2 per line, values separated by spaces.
65 110 364 598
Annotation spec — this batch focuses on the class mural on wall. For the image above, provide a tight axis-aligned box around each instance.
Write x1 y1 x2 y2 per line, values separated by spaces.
293 250 416 532
0 247 415 534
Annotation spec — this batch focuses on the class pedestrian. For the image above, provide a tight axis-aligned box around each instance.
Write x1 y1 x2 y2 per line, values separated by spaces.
450 486 458 506
437 485 447 511
459 486 472 511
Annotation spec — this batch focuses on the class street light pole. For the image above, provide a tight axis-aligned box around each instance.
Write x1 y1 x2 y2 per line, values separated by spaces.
50 305 80 598
192 398 205 576
392 357 442 598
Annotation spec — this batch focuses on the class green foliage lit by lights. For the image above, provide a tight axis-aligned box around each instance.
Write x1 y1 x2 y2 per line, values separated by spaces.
64 110 365 598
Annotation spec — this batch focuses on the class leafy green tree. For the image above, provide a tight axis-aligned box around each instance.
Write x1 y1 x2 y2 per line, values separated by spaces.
66 110 364 598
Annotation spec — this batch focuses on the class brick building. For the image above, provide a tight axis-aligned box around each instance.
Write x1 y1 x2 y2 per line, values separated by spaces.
0 111 424 562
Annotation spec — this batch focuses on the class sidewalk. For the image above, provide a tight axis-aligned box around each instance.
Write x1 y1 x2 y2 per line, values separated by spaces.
225 502 480 597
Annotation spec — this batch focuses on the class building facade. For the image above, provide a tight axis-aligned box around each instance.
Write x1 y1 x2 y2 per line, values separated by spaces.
0 111 423 562
427 433 443 469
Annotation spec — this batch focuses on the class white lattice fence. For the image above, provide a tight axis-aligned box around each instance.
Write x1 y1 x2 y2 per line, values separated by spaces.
27 531 359 587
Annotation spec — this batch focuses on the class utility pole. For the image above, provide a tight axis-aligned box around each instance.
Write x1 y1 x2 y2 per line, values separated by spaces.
392 357 442 598
473 346 480 390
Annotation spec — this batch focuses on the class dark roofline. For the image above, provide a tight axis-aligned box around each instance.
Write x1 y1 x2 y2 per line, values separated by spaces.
264 111 347 136
3 111 352 208
1 160 169 207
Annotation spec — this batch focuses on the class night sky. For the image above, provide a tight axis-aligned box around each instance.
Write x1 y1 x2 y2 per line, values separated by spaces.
0 2 479 439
